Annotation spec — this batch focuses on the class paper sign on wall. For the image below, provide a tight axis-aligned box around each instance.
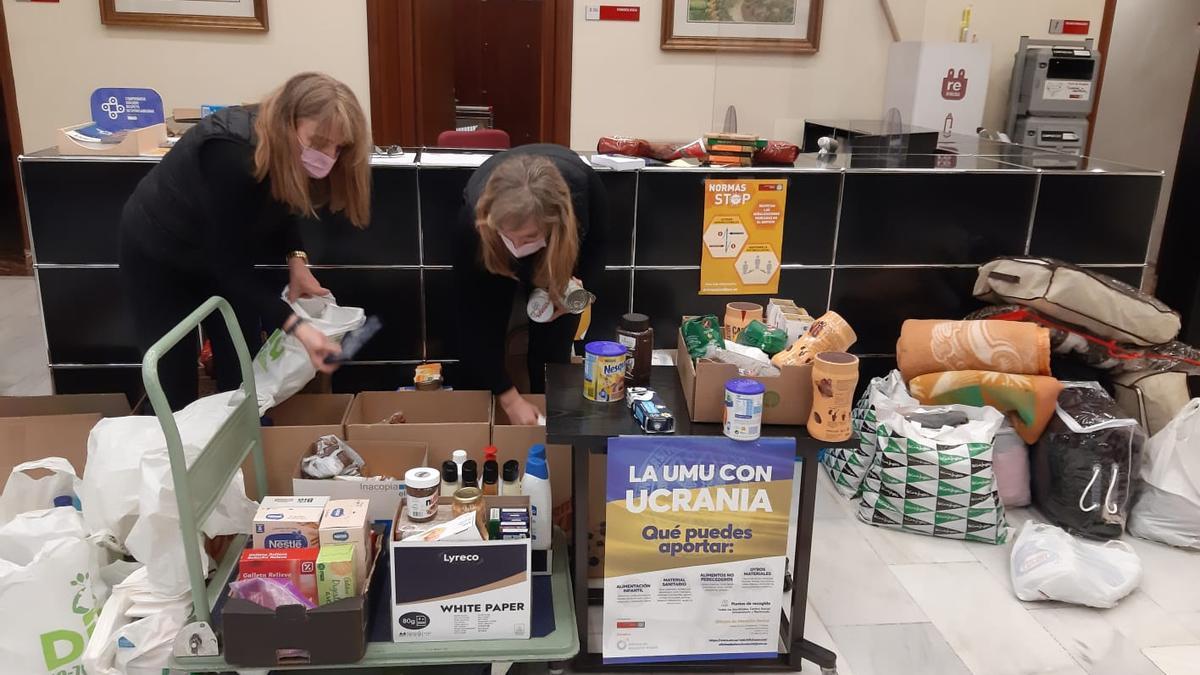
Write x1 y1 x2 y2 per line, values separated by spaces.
602 435 795 664
699 178 788 295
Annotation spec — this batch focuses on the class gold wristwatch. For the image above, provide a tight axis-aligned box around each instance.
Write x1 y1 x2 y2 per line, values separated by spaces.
286 250 309 264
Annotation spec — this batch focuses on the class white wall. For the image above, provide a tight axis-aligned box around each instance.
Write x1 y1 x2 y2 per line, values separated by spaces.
569 0 1104 147
1091 0 1200 279
4 0 371 152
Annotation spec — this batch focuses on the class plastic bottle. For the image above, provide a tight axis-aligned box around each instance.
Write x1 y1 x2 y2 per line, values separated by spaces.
462 460 479 489
522 444 552 551
441 460 460 498
501 460 522 495
451 449 468 487
482 460 499 495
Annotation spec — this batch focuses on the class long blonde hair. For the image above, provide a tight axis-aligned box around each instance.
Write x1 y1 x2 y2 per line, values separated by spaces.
475 155 580 303
254 72 371 227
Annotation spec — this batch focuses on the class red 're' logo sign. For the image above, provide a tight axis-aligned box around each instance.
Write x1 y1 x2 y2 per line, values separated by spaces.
941 69 968 100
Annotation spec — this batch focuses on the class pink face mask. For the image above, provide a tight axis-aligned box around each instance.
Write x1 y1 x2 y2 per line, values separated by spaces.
298 139 338 179
500 231 547 258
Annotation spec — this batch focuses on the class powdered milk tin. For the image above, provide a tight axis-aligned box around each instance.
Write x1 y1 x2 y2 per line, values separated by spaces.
583 341 627 402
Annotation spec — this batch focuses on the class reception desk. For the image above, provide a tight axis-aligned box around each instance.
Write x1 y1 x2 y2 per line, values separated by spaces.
20 143 1163 403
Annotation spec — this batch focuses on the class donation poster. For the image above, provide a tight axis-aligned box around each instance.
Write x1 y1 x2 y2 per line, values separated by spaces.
602 435 795 664
698 178 788 296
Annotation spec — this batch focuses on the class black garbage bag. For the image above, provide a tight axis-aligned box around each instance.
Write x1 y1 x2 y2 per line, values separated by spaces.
1031 382 1146 540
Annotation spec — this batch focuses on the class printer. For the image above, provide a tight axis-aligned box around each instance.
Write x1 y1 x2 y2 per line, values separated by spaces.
1006 36 1100 154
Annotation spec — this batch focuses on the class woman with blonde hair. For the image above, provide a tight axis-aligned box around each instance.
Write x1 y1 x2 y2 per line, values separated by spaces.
119 72 371 409
454 144 607 425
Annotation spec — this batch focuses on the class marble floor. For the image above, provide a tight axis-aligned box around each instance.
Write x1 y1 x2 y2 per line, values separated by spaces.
3 275 1200 674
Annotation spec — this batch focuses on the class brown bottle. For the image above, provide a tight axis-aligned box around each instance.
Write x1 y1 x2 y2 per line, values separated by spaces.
617 313 653 387
807 351 859 442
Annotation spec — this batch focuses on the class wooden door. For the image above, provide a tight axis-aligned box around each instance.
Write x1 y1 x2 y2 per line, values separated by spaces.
369 0 572 147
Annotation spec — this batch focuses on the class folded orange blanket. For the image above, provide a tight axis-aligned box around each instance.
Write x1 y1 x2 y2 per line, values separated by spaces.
897 320 1051 380
908 370 1064 443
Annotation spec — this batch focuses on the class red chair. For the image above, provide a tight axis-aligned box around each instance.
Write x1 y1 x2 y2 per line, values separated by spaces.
436 128 511 150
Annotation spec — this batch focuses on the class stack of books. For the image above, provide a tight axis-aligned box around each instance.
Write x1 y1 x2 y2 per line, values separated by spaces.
705 133 766 167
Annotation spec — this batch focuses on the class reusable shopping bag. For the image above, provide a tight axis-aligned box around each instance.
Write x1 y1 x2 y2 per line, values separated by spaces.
858 403 1009 544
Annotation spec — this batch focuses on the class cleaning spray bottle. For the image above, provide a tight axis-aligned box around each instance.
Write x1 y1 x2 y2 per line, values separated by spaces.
521 444 552 551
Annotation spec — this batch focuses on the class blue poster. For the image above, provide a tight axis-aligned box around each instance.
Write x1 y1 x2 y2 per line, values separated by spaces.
602 435 795 664
89 87 165 132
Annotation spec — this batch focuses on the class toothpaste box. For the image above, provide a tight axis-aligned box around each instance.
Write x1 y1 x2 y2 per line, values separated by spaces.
316 544 358 606
252 505 323 550
319 499 369 586
260 495 330 509
237 548 319 605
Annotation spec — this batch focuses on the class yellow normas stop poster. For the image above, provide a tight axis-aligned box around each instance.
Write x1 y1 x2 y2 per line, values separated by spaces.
699 178 788 295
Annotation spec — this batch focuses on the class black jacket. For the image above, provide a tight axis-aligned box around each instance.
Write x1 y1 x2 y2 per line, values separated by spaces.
120 106 303 328
454 144 608 393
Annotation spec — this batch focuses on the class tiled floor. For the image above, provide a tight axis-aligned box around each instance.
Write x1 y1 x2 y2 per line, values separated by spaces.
4 275 1200 674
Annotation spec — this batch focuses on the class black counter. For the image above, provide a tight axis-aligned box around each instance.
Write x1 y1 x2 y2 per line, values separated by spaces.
20 146 1162 403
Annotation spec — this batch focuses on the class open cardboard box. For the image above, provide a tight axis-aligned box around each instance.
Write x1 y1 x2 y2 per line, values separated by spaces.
246 394 354 497
0 394 131 477
222 523 387 667
346 391 491 468
491 393 573 533
676 326 812 425
56 122 166 157
390 496 531 642
292 439 428 522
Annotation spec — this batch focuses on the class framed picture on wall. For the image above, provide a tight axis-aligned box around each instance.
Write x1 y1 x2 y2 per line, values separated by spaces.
661 0 822 54
99 0 268 32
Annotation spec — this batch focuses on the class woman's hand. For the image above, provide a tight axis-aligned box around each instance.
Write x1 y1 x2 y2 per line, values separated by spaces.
287 257 330 303
290 320 342 373
499 387 541 425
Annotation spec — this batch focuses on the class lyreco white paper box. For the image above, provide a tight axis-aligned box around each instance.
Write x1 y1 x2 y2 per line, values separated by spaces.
883 41 991 140
390 539 531 642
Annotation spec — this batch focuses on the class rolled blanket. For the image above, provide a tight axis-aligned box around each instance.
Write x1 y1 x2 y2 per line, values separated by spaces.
908 370 1064 444
897 319 1051 380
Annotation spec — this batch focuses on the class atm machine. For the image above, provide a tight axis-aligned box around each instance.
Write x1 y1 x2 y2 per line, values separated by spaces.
1006 36 1100 154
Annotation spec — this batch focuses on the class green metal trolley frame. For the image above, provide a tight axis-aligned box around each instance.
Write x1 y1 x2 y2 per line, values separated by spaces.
139 297 578 671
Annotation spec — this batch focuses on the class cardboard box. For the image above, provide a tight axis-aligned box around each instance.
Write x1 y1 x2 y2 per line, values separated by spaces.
222 524 386 667
346 391 491 467
492 394 574 533
320 499 369 585
260 496 329 509
0 414 104 479
237 547 320 605
676 327 812 425
292 440 428 522
391 496 531 642
57 121 167 157
252 505 322 550
0 394 131 478
249 394 354 497
316 544 358 605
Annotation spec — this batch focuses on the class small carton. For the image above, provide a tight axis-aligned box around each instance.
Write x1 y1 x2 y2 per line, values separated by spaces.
261 496 330 509
319 499 369 586
316 544 358 606
252 505 323 550
237 548 319 605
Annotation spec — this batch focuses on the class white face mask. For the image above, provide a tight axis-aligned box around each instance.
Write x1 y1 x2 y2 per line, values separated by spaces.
500 231 547 258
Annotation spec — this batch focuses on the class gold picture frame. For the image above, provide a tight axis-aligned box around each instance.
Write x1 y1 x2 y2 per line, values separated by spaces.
99 0 269 32
661 0 822 54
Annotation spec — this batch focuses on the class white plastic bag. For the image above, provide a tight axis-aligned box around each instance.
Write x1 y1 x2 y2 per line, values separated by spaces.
0 536 104 673
1010 520 1141 608
0 506 89 564
83 565 188 675
253 289 365 413
1129 399 1200 549
0 457 80 526
821 370 918 498
80 390 259 597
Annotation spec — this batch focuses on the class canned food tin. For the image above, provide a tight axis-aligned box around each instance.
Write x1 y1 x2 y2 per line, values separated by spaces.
724 378 765 441
583 341 627 402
